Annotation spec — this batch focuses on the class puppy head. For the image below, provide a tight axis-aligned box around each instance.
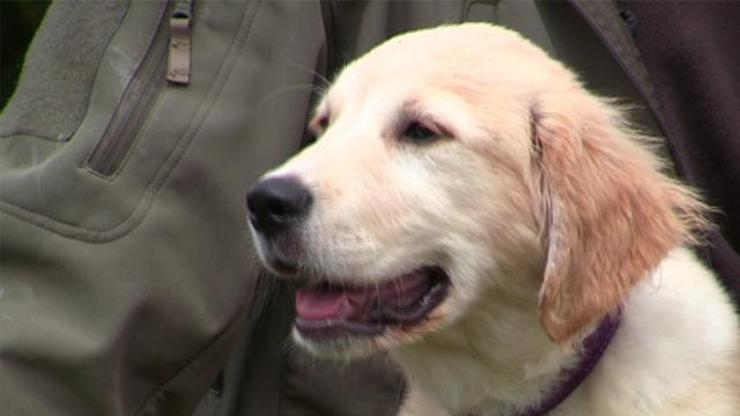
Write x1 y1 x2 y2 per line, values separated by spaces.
246 23 707 357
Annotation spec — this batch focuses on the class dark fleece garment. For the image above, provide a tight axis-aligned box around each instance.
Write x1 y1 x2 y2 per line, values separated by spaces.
619 2 740 300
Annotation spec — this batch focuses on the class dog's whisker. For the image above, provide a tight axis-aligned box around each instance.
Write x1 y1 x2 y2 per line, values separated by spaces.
261 83 326 106
279 59 332 90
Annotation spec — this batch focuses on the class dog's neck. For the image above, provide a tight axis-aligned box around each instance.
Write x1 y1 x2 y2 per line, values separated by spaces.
514 309 621 416
392 283 620 416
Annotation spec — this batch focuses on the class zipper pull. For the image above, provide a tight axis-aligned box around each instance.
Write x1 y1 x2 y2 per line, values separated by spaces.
167 0 193 85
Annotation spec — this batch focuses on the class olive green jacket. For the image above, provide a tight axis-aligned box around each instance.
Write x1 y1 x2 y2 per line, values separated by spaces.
0 1 659 415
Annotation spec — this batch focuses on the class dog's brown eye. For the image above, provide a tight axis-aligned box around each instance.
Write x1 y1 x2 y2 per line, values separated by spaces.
309 114 329 135
305 114 329 147
403 121 437 142
316 114 329 131
317 115 329 130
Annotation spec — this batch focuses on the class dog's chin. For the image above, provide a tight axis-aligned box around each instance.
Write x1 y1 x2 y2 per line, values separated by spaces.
289 266 452 359
293 328 387 359
293 313 451 360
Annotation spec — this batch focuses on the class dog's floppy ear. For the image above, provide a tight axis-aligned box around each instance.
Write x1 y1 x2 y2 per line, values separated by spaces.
532 91 707 343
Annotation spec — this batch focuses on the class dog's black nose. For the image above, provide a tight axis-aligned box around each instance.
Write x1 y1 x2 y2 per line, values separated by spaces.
247 176 313 235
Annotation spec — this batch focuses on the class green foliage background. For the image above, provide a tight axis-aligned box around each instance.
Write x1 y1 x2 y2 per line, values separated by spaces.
1 0 51 109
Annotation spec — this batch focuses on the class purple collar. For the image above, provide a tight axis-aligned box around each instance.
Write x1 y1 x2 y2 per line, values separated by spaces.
516 309 622 416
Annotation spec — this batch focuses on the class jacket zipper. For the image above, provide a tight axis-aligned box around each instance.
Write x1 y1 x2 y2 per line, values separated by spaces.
87 0 194 177
167 0 193 84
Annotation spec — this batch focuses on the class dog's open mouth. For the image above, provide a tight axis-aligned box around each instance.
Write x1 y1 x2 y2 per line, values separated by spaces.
295 266 450 340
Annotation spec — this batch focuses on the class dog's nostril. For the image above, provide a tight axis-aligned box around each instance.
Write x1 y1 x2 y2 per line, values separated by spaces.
246 176 313 235
267 199 295 217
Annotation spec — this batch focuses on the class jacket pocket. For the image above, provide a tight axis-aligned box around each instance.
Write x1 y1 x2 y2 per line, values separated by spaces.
0 0 256 240
86 0 194 177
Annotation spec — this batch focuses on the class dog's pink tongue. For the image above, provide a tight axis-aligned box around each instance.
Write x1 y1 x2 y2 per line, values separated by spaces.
295 272 429 321
296 288 371 320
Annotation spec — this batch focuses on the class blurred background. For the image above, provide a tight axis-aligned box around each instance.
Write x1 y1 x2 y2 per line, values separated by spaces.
1 0 51 109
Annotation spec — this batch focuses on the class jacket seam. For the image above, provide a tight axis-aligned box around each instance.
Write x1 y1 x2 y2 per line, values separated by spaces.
132 299 253 416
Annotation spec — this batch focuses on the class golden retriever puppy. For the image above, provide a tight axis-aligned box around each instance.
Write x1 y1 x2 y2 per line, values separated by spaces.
247 23 740 416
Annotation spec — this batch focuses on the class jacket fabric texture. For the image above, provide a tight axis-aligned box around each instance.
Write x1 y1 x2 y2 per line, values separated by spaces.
0 1 736 415
618 1 740 302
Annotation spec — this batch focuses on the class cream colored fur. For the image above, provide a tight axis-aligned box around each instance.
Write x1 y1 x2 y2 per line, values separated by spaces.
255 24 740 415
396 248 740 416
